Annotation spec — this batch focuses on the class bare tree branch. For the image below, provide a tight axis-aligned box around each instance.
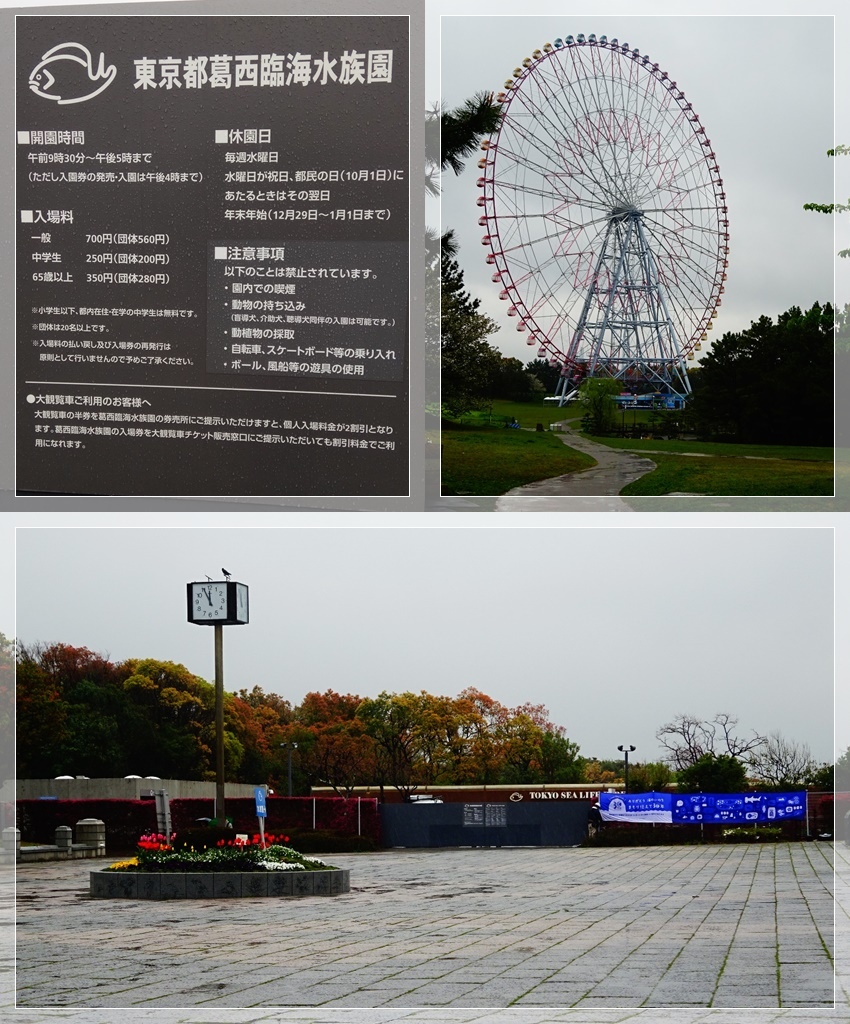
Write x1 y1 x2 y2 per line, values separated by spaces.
748 732 817 787
656 713 766 771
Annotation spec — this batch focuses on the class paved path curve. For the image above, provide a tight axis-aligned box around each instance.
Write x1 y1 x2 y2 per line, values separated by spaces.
495 424 657 511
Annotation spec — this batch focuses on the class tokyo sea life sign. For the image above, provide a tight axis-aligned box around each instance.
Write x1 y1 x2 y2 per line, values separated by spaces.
16 16 409 496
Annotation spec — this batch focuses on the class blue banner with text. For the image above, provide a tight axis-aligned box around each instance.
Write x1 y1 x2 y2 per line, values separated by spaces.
599 790 806 824
671 791 805 824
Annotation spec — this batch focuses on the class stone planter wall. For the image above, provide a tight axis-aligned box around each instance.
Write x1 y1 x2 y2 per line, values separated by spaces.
90 867 350 899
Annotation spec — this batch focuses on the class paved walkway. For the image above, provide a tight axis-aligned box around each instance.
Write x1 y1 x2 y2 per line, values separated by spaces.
6 841 840 1022
495 426 656 511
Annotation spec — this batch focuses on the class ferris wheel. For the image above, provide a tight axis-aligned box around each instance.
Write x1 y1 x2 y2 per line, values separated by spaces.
477 33 729 404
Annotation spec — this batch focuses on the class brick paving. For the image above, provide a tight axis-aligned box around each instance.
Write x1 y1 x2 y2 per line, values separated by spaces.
4 840 844 1024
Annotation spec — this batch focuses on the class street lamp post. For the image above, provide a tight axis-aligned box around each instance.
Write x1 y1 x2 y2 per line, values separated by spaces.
280 742 299 797
618 744 636 793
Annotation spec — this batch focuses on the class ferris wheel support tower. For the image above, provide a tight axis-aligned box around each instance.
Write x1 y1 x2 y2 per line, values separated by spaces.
555 207 692 405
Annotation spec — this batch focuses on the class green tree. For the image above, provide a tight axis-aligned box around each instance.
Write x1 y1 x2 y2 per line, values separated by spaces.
536 730 584 783
803 144 850 258
119 658 219 778
525 358 562 394
805 762 834 791
15 642 122 777
15 650 68 777
61 678 126 777
676 752 748 793
688 302 833 444
836 746 850 792
494 357 546 402
426 90 503 191
627 762 673 792
441 242 502 418
430 92 503 419
356 691 421 798
578 377 622 435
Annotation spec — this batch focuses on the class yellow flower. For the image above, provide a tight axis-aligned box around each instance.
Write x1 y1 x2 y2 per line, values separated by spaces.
106 857 139 871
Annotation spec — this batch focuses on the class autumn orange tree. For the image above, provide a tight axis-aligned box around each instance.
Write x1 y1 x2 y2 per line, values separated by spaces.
15 643 585 791
287 689 377 796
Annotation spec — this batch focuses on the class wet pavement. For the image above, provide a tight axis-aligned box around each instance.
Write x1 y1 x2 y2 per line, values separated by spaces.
5 840 843 1023
495 426 656 511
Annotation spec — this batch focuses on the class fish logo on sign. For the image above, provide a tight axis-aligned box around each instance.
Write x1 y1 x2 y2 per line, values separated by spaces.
29 42 117 105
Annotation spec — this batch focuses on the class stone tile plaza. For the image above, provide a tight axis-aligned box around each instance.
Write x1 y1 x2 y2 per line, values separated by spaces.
3 837 848 1024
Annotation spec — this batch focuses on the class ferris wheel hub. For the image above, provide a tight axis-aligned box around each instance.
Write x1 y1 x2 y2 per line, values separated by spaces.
609 206 640 222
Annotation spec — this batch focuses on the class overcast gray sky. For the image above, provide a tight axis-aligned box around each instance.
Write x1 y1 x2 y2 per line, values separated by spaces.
432 10 837 367
13 525 835 766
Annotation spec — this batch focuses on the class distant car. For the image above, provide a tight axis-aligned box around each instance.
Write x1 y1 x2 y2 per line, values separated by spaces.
408 795 443 804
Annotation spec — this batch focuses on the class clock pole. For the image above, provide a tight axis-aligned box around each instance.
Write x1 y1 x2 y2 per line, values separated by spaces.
214 623 225 823
187 579 249 829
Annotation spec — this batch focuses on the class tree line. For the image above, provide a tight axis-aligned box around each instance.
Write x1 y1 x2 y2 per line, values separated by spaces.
14 642 583 794
13 640 840 797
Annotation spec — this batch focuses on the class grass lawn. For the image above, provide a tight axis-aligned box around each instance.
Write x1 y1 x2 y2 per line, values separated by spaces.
441 423 595 495
585 435 834 461
453 399 584 432
620 453 834 496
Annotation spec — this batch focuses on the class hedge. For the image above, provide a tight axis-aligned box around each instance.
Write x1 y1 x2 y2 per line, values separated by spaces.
16 798 159 849
16 795 382 852
584 816 808 847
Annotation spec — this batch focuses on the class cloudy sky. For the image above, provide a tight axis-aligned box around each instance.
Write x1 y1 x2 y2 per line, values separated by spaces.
431 8 838 367
12 524 836 766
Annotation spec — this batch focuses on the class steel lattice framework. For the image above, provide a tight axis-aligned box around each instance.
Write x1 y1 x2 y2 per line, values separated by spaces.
477 34 729 404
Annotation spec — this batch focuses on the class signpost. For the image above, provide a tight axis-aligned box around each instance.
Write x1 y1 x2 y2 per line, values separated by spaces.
16 16 409 497
154 789 172 838
255 785 267 848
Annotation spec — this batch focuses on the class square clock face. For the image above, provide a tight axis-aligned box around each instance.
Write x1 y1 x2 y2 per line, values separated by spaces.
190 582 228 621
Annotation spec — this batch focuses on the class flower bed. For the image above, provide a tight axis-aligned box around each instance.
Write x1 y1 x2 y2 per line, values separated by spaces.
107 830 336 872
90 830 350 899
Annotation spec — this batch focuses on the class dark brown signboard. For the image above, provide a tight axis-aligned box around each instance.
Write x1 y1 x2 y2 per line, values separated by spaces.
16 16 409 496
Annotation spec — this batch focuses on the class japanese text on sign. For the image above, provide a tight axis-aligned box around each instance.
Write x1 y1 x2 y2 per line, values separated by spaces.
133 50 393 90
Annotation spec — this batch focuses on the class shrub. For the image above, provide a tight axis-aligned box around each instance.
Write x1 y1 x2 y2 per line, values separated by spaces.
721 826 783 843
281 828 378 853
582 824 705 847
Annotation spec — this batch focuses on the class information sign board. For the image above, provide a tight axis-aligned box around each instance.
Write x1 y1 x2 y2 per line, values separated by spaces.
254 786 267 818
16 16 409 496
462 803 507 827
